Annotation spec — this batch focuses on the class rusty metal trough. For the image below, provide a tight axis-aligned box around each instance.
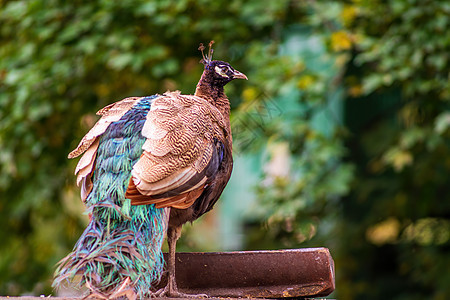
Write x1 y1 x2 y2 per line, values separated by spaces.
156 248 335 298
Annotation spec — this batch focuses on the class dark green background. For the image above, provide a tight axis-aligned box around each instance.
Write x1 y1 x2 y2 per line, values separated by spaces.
1 1 449 299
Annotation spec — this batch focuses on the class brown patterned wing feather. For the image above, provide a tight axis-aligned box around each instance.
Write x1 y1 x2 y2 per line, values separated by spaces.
126 91 228 209
126 179 205 209
68 97 141 159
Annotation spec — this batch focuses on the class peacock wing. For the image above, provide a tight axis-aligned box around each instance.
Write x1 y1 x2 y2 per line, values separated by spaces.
126 91 228 209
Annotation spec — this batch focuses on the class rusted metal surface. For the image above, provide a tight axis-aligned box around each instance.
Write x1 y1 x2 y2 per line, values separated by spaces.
156 248 335 298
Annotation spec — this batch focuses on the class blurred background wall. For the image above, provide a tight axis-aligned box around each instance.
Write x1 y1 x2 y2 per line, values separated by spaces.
0 0 449 299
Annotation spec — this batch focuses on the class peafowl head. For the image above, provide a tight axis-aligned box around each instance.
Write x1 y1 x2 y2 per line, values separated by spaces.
205 60 248 86
198 41 247 89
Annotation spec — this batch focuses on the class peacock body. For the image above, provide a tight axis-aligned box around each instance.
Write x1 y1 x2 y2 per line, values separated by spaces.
54 44 247 299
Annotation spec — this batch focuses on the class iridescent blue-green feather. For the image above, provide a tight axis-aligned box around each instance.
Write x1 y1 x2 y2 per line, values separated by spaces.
54 96 168 297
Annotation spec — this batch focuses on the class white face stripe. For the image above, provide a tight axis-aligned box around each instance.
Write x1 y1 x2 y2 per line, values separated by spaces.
219 64 233 72
215 65 232 78
214 66 228 77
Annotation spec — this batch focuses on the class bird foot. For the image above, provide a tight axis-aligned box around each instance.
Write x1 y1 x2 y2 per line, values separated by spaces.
153 285 207 298
84 277 137 300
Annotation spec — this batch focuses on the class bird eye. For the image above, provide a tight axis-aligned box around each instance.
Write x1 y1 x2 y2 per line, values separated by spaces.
215 65 230 78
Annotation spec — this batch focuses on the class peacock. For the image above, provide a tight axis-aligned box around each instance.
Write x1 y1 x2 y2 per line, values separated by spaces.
53 42 247 299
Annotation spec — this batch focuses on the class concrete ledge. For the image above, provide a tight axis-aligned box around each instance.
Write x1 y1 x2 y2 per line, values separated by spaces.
156 248 335 298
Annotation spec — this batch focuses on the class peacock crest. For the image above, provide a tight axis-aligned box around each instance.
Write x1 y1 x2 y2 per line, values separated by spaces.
199 40 215 66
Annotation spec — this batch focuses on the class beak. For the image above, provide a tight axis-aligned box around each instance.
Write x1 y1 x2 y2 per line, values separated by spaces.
232 70 248 80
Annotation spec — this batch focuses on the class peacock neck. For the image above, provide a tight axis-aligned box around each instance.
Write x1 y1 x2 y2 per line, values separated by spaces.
194 71 230 118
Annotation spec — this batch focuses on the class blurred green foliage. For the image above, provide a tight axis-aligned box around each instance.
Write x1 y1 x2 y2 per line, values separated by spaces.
0 0 448 298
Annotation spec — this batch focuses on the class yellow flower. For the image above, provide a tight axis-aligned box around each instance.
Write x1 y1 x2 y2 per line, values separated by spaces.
330 31 353 52
366 218 401 246
392 151 413 172
383 148 413 172
297 75 315 90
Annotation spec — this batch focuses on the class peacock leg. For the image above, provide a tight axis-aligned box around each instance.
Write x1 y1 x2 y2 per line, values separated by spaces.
166 225 181 296
154 225 207 298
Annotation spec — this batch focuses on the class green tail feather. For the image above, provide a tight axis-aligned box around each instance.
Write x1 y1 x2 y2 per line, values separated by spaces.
54 205 168 297
54 96 167 297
